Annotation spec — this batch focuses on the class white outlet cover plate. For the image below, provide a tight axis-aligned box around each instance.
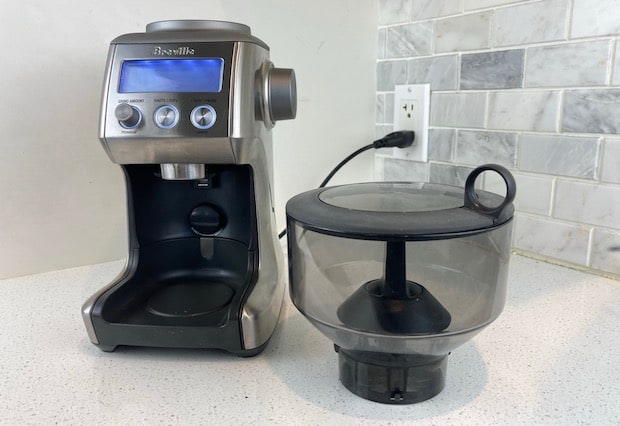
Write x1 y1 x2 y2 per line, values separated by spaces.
393 83 430 162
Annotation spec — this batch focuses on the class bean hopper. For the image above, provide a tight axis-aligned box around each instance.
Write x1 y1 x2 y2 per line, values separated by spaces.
82 20 296 355
286 165 516 403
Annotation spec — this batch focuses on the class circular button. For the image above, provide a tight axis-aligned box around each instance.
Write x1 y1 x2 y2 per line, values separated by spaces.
115 103 142 129
154 105 179 129
190 105 217 130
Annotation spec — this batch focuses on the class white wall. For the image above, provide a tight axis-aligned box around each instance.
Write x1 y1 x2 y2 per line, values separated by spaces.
0 0 378 278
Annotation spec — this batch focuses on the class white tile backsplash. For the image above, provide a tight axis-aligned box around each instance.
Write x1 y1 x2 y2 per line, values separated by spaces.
435 12 491 53
455 130 517 167
562 89 620 134
571 0 620 38
428 129 455 161
493 0 568 47
412 0 461 20
601 138 620 184
487 90 559 131
430 92 486 128
512 173 554 215
383 157 428 181
407 55 458 90
590 228 620 275
461 50 524 89
379 0 412 25
513 215 590 266
525 41 611 87
387 22 433 58
376 0 620 276
554 180 620 228
377 61 407 91
518 134 600 179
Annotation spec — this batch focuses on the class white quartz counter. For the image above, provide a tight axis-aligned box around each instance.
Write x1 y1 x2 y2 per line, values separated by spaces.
1 255 619 425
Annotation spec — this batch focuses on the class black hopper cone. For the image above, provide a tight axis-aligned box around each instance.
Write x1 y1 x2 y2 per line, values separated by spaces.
337 241 451 334
335 241 451 404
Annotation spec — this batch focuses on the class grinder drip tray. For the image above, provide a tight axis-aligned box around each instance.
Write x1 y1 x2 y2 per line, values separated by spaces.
145 279 235 318
99 237 254 327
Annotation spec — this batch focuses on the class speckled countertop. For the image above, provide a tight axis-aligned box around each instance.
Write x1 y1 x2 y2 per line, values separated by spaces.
0 255 619 425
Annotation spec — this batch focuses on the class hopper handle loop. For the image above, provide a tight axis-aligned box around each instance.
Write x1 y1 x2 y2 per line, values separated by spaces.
464 164 516 220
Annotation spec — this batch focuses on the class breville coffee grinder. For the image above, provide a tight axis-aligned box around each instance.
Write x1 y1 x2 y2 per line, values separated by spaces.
82 20 296 355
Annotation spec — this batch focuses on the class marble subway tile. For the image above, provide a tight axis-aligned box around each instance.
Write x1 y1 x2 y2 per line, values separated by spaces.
554 180 620 228
511 173 553 216
493 0 568 47
487 90 559 132
519 134 600 179
378 29 386 60
513 214 590 266
455 130 517 168
376 94 385 123
590 228 620 275
379 0 412 25
429 163 475 186
464 0 525 10
383 158 429 182
428 129 455 161
461 50 524 90
601 138 620 184
387 22 433 58
435 12 491 53
407 55 458 91
412 0 461 20
525 41 611 87
562 89 620 134
430 92 486 128
571 0 620 38
374 155 385 180
377 61 406 91
385 93 395 123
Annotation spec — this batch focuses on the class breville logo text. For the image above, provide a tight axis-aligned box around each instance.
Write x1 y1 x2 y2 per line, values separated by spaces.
152 46 195 56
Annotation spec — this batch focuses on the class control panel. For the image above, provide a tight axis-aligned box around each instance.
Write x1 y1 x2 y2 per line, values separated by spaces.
102 42 234 140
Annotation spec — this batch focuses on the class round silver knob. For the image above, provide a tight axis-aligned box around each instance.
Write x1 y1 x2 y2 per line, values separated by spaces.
115 103 142 129
154 105 179 129
190 105 217 130
268 68 297 121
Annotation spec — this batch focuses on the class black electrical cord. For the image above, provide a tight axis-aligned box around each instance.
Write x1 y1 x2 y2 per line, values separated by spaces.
278 131 415 240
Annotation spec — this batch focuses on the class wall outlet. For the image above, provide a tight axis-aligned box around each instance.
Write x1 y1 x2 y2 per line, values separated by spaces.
393 84 430 162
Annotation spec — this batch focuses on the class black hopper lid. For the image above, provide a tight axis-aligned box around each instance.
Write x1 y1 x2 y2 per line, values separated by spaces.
286 164 516 241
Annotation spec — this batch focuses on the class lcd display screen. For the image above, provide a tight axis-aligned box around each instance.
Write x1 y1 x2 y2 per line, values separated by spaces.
118 58 224 93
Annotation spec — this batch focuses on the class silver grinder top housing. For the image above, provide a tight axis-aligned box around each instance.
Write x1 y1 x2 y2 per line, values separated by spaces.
98 19 296 179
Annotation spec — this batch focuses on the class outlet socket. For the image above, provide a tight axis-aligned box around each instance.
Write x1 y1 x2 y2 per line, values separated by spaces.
393 84 430 162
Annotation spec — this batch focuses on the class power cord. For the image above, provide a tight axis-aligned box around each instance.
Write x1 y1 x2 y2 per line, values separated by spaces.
278 130 415 239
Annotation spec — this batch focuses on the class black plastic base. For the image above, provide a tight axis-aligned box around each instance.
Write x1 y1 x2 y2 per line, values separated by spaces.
335 346 447 404
94 337 270 358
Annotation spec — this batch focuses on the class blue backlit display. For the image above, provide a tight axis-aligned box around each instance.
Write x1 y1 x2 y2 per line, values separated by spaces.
118 58 224 93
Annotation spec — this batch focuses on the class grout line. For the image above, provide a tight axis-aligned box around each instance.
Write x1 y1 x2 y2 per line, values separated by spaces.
595 136 605 182
565 0 574 41
549 177 556 217
606 38 616 86
586 227 594 267
556 89 564 133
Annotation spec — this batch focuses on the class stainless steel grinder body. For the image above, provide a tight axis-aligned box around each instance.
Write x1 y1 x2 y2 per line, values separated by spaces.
82 20 296 355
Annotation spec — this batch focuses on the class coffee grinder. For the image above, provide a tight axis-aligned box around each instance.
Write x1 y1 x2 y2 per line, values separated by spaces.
82 20 296 355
